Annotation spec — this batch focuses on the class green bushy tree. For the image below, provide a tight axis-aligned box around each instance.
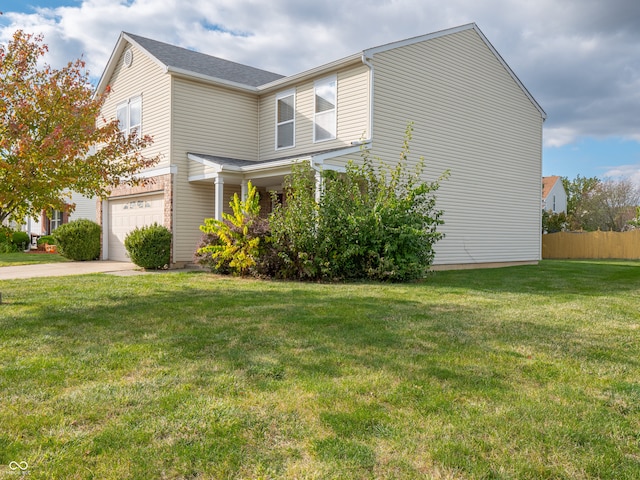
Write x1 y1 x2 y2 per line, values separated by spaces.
542 210 568 233
268 165 321 279
270 123 448 281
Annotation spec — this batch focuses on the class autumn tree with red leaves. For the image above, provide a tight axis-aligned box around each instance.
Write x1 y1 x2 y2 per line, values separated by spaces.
0 30 158 224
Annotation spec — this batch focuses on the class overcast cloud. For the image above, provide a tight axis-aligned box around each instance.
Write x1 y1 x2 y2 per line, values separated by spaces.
1 0 639 150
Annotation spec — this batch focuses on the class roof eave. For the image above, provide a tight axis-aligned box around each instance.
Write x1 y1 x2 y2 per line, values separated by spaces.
166 66 259 92
93 32 128 98
258 53 362 92
94 32 171 98
469 24 547 120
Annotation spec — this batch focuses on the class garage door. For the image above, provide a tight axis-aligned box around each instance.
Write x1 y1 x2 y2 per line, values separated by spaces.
108 194 165 262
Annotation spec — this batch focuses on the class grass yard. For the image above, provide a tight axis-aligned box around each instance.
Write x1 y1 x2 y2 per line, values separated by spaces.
0 252 70 267
0 261 639 479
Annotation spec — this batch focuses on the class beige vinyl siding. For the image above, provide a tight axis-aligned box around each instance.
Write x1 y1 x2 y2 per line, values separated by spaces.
259 64 370 160
371 28 543 265
170 78 259 261
167 181 243 263
171 78 259 161
69 192 97 222
99 43 171 169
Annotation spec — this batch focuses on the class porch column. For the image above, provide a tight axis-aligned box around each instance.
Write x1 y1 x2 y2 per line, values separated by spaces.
315 170 322 203
241 180 249 201
215 176 224 221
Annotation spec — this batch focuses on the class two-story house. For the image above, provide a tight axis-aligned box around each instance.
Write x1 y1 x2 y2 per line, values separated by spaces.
95 23 546 267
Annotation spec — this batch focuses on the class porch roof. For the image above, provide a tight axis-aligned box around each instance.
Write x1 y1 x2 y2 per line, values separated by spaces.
187 144 367 183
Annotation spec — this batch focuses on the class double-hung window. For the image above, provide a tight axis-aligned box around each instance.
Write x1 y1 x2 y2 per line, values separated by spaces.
314 76 336 142
276 90 295 149
50 209 63 232
117 96 142 138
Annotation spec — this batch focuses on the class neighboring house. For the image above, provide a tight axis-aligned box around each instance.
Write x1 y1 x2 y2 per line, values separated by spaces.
13 193 97 246
542 176 567 214
95 23 546 267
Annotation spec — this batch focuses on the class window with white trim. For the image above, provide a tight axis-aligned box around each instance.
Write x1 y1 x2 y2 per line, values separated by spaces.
50 209 63 232
314 76 336 142
117 96 142 138
276 90 295 149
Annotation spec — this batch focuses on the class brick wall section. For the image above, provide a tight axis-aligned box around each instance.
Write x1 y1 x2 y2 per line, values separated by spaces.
97 174 174 263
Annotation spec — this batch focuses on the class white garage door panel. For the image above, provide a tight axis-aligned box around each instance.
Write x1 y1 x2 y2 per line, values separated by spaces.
108 194 164 262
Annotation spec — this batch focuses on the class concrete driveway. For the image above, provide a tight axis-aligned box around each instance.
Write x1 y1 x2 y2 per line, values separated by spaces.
0 261 139 280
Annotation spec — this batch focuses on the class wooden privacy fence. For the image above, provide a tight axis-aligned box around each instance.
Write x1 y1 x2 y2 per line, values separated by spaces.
542 230 640 259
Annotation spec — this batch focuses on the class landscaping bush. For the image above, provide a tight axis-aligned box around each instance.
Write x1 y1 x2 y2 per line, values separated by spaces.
196 182 273 277
196 124 447 282
125 223 171 269
52 219 101 261
194 232 232 274
37 235 57 246
0 226 30 252
269 123 447 281
10 231 30 250
0 226 17 253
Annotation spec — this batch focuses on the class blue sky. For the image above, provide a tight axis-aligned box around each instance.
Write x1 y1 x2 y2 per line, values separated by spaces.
2 0 640 185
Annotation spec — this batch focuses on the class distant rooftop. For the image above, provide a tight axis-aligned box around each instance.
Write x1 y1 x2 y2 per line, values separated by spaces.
542 176 562 199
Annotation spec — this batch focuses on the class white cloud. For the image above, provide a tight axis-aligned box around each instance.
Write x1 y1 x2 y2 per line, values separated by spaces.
604 164 640 188
1 0 640 149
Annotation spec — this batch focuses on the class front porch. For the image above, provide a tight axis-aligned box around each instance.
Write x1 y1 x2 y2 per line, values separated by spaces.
187 145 365 220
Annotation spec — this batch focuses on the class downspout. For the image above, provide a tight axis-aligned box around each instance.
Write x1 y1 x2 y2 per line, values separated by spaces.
361 52 374 144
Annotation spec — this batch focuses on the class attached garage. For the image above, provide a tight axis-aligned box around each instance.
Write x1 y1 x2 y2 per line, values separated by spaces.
107 194 165 261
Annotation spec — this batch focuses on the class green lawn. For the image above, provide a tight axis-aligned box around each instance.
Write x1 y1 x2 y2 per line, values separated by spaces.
1 261 639 479
0 252 70 267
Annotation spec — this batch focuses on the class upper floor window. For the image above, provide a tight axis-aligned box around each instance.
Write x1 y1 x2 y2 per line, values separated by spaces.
276 90 295 149
117 96 141 138
314 76 336 142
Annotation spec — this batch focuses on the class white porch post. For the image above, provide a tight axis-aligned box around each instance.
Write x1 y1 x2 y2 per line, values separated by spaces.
314 170 322 203
241 180 249 201
215 176 224 220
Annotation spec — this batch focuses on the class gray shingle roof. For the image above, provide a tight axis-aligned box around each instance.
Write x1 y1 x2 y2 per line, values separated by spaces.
125 32 284 88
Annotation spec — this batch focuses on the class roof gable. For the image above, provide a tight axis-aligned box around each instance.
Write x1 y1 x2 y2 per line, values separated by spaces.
95 32 284 95
124 33 284 87
542 176 562 199
364 23 546 120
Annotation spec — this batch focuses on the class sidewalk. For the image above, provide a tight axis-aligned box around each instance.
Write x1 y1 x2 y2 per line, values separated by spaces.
0 261 139 280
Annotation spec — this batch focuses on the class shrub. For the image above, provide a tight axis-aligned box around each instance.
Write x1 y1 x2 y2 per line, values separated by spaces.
196 182 272 276
194 232 230 274
269 123 447 281
542 210 568 233
53 219 101 261
125 223 171 269
0 227 29 252
37 235 57 246
10 231 30 250
268 165 321 280
0 227 17 252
